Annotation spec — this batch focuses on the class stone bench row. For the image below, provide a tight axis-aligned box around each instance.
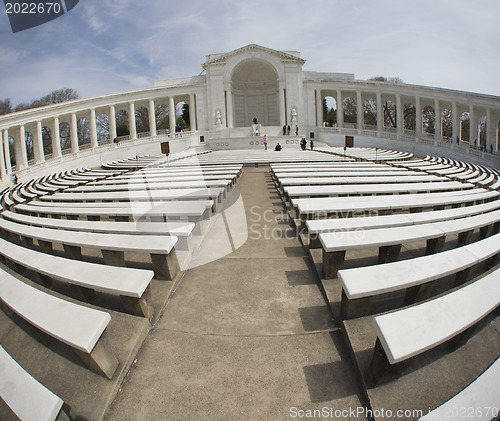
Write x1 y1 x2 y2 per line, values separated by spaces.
338 232 500 319
102 151 212 169
0 345 70 421
41 187 225 211
0 218 180 280
2 210 195 250
67 178 234 193
272 165 409 178
367 266 500 386
419 356 500 420
278 174 449 187
89 173 239 187
306 199 500 248
0 267 119 379
0 237 155 319
14 200 211 234
31 196 217 213
109 164 242 179
283 181 474 202
399 157 499 188
320 207 500 278
292 189 499 222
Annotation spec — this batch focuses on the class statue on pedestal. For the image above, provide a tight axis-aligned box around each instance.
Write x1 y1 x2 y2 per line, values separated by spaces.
215 110 222 129
291 108 298 136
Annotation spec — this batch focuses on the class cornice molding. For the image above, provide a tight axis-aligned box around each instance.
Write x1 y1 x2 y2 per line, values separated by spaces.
203 44 306 69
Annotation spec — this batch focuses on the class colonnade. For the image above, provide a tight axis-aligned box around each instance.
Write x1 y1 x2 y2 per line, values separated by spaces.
0 93 197 178
314 87 500 151
2 79 500 182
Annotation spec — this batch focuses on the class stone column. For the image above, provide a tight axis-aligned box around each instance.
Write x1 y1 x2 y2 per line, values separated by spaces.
14 125 28 171
226 90 233 129
70 113 79 153
336 90 343 128
149 99 157 136
0 131 6 180
189 93 197 131
109 105 117 141
279 87 286 126
434 99 441 140
34 121 45 163
169 97 176 134
396 94 402 135
357 91 363 131
316 89 323 127
129 103 137 140
89 109 98 148
52 117 62 158
3 130 11 174
415 96 422 137
452 102 459 143
18 125 28 169
486 107 493 152
469 104 476 146
376 92 383 133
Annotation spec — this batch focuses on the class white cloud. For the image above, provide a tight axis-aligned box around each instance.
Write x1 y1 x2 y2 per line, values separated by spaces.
1 0 500 106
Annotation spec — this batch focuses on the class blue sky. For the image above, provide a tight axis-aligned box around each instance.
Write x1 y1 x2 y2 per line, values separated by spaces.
1 0 499 106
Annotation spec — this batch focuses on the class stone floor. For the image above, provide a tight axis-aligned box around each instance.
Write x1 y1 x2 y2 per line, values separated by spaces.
4 162 498 421
103 166 369 421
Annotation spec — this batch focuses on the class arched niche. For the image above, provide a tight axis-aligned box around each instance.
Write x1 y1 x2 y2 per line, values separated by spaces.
231 59 279 127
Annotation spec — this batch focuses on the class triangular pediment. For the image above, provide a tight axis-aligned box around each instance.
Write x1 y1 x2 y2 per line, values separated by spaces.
203 44 305 68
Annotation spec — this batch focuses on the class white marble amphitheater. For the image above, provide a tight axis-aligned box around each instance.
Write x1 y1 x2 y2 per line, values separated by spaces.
1 44 500 421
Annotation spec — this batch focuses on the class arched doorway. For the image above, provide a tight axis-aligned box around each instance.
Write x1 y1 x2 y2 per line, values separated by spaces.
231 59 279 127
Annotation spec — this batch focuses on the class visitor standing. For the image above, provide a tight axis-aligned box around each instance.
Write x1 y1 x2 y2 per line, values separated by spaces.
287 125 290 135
283 125 286 135
295 126 299 135
310 139 314 150
263 134 268 150
300 138 307 150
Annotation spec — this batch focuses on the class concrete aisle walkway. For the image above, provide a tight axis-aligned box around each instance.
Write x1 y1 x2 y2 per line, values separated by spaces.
104 166 368 421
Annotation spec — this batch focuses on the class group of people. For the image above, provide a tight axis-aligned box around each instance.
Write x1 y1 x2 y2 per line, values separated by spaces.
261 135 313 152
300 137 313 150
263 135 282 151
282 125 299 136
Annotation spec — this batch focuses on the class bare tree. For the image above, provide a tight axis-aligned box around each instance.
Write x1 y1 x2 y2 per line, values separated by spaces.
96 114 110 142
423 106 435 134
370 76 404 84
135 107 150 134
0 99 13 115
343 97 357 124
363 99 377 126
442 109 453 138
30 88 79 108
384 101 396 128
155 104 169 130
460 113 470 142
404 104 416 131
